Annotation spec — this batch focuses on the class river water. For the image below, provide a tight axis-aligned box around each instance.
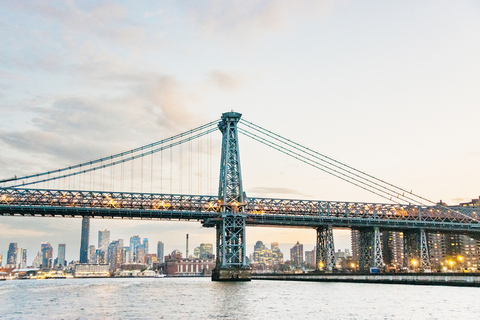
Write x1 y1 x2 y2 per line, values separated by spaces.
1 277 479 319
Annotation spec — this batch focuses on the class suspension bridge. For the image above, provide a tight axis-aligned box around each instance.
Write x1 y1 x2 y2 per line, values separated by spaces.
1 112 479 280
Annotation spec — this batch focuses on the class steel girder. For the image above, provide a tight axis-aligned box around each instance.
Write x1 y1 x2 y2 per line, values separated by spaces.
216 112 247 268
2 187 480 234
420 229 431 269
315 225 335 272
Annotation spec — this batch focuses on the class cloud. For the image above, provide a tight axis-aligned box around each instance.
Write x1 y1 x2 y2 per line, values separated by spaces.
186 0 331 40
209 70 243 91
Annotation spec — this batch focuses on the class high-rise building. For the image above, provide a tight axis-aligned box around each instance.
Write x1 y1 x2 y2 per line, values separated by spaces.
98 229 110 252
96 249 106 264
32 251 42 268
130 236 141 262
194 243 214 259
305 248 315 267
143 238 149 254
41 242 53 269
290 241 303 266
271 242 284 265
136 244 146 263
19 248 27 269
157 241 165 263
88 245 96 264
107 240 123 270
351 230 360 262
7 242 18 267
57 244 66 267
80 217 90 263
382 231 404 270
0 254 2 266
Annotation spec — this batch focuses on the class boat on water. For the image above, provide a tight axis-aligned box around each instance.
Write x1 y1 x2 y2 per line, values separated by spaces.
154 273 166 278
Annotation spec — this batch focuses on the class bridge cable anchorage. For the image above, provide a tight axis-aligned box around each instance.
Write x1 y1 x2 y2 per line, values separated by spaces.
0 120 219 185
240 119 435 206
238 121 478 222
3 124 218 189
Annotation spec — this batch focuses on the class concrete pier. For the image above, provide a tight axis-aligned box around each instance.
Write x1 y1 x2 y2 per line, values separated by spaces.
212 267 251 281
252 273 480 287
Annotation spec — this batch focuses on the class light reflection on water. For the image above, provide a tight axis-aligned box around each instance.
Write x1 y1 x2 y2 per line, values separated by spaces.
1 277 479 319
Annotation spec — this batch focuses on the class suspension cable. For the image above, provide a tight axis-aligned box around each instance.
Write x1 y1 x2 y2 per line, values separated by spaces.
240 119 434 206
0 120 219 184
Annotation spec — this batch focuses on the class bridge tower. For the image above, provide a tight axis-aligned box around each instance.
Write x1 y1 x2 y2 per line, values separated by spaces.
212 111 251 281
315 225 336 272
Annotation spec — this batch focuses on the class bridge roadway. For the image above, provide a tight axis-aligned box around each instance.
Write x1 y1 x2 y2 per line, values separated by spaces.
1 188 479 233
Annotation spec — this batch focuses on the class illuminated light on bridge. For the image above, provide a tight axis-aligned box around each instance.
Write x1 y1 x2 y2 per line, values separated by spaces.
1 111 479 280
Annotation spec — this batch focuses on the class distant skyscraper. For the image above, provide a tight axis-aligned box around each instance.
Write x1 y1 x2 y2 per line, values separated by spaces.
88 245 96 264
20 248 27 268
130 236 141 262
80 217 90 263
0 254 2 267
58 244 66 267
7 242 18 267
157 241 165 263
41 242 53 269
143 238 149 254
98 229 110 252
136 244 146 263
290 241 303 266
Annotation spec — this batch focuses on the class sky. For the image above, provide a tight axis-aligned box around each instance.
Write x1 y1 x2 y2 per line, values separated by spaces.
1 0 479 264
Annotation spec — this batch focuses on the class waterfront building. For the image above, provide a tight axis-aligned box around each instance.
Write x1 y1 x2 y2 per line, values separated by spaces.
130 236 141 262
383 231 404 270
0 253 2 266
165 258 215 277
290 241 303 266
122 247 131 264
252 241 273 265
79 217 90 263
74 264 110 277
7 242 18 267
88 245 96 264
428 233 446 269
98 229 110 252
41 242 53 269
157 241 165 263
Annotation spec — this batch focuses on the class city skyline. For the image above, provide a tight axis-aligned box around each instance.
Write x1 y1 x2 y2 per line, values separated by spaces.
1 224 333 266
1 2 479 264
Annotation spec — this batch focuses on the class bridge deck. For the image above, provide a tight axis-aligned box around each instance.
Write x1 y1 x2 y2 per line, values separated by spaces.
1 188 479 233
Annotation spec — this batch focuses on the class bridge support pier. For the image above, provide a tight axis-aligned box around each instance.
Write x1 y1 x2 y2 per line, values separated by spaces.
404 229 430 270
315 225 336 272
212 111 251 281
358 227 384 272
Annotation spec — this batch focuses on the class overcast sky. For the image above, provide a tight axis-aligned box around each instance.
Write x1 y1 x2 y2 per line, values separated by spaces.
1 1 479 264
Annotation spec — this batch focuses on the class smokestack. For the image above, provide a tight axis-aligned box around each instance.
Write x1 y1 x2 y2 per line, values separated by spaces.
186 234 189 259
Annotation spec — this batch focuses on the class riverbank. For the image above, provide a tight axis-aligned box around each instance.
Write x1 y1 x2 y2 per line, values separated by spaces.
252 273 480 287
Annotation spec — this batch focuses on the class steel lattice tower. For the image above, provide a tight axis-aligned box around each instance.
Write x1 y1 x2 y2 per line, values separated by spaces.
212 111 251 281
